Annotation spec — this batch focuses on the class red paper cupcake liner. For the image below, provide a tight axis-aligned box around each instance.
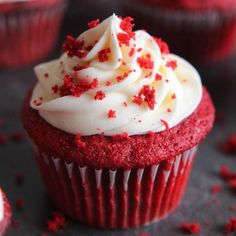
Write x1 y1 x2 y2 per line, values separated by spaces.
0 1 66 68
123 1 236 64
32 140 198 229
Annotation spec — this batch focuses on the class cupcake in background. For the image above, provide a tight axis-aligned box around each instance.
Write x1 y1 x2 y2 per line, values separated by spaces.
22 14 214 228
0 0 67 68
0 188 11 236
123 0 236 64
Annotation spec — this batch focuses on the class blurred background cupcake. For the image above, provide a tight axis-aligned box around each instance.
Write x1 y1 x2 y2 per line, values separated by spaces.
122 0 236 65
0 0 67 69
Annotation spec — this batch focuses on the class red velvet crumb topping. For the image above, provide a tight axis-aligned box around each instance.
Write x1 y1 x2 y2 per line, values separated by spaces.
94 91 106 100
88 19 100 28
154 37 170 54
133 85 156 110
112 132 130 141
137 54 154 69
62 35 86 58
108 109 116 118
52 85 59 94
98 48 111 62
166 60 177 70
59 75 98 97
155 73 162 81
160 119 169 130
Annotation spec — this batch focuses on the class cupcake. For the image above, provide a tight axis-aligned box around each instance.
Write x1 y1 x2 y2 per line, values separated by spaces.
123 0 236 64
0 189 11 235
0 0 67 68
22 14 215 228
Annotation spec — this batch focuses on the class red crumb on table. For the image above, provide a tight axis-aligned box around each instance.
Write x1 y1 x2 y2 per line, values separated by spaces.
107 109 116 119
166 60 177 70
153 37 170 54
155 73 162 81
87 19 100 28
211 185 222 195
137 54 154 69
0 134 7 145
221 134 236 154
180 222 201 234
59 75 98 97
112 132 130 141
160 119 169 130
219 165 236 191
94 91 106 100
11 220 20 228
133 85 156 110
15 199 24 210
224 217 236 235
75 134 86 148
229 205 236 212
10 131 25 142
47 211 67 233
62 35 85 58
98 48 111 62
15 173 24 185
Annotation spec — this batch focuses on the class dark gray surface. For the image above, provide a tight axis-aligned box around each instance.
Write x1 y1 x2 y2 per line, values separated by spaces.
1 2 236 235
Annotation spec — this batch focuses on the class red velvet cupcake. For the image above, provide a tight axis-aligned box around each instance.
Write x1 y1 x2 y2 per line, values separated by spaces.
123 0 236 64
22 15 215 228
0 189 11 235
0 0 67 68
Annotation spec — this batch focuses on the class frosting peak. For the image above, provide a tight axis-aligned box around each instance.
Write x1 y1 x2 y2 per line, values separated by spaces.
30 14 202 136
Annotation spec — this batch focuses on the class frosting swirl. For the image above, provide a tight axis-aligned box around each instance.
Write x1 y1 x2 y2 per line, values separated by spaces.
30 14 202 136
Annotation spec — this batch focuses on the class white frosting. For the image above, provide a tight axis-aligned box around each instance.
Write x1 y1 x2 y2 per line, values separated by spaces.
30 14 202 136
0 189 3 222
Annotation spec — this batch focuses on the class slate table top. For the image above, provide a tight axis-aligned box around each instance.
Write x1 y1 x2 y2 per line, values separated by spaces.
0 1 236 235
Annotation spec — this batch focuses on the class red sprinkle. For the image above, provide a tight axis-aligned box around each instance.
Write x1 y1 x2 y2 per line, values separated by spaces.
133 85 156 110
75 134 86 148
224 217 236 235
108 110 116 119
137 55 154 69
153 37 170 54
160 119 169 130
88 19 100 28
166 60 177 70
180 222 201 234
98 48 111 62
94 91 106 100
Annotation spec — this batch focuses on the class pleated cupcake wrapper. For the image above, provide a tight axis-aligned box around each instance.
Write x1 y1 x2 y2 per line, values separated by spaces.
0 2 66 68
123 1 236 64
30 139 198 229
